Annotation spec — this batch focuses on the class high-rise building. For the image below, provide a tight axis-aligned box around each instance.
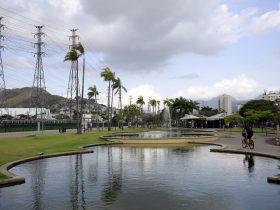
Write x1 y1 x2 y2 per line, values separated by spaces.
218 94 232 115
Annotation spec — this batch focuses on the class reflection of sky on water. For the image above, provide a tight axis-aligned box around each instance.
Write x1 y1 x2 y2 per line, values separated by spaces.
0 146 279 210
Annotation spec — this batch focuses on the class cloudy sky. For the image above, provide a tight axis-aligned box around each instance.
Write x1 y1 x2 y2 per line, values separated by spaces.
0 0 280 107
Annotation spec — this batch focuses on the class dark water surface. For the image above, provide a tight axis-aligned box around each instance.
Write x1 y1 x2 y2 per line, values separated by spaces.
0 145 279 210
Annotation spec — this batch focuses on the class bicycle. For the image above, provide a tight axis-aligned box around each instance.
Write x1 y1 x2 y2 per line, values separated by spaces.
242 133 254 149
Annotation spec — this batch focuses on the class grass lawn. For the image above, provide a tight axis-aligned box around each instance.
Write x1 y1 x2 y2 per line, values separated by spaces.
0 127 149 180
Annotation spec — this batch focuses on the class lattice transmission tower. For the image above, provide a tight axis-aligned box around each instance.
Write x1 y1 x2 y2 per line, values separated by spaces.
66 29 80 119
0 17 6 108
31 25 47 120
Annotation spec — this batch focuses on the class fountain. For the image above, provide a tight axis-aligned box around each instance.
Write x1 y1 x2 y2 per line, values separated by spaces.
163 106 171 128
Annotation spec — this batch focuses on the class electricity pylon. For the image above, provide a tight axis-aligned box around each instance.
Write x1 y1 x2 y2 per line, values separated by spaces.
66 29 79 120
31 26 47 129
0 17 6 109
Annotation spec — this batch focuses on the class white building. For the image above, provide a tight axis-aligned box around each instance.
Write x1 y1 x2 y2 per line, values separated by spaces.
263 91 280 101
218 94 232 115
0 108 53 120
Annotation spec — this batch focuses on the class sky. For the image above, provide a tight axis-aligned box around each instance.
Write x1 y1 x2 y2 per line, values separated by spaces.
0 0 280 108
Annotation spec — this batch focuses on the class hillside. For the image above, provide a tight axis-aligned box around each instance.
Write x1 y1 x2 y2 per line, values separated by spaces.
0 87 66 112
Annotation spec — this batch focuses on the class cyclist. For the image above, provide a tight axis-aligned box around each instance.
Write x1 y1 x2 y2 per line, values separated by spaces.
242 125 254 145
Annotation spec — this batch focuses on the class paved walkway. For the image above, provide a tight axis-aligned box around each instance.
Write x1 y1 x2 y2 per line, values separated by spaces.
0 129 77 138
213 131 280 157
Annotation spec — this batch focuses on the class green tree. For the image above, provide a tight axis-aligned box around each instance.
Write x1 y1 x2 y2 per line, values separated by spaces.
149 99 157 115
170 97 199 126
88 85 99 112
224 114 244 126
113 77 127 129
100 67 115 131
199 106 219 117
157 100 160 114
123 104 139 126
75 43 86 133
163 98 172 107
88 85 99 128
239 100 277 117
136 96 145 126
64 49 82 133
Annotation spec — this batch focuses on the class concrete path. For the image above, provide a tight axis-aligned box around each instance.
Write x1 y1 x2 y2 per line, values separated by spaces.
0 129 77 138
213 131 280 157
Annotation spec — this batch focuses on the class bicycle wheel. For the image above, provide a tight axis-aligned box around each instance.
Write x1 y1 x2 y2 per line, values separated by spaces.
242 139 247 148
249 140 254 149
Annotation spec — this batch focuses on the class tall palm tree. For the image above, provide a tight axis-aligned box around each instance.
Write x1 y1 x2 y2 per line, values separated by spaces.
149 99 157 115
157 100 160 114
88 85 99 129
113 77 127 129
64 49 81 133
88 85 99 112
163 98 172 108
110 73 116 128
100 67 115 131
136 96 145 126
149 99 157 127
75 43 85 133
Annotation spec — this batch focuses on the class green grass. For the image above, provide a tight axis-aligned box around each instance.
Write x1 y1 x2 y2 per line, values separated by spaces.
0 127 150 180
0 173 9 179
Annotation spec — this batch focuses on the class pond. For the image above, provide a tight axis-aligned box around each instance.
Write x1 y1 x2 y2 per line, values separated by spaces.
0 145 279 210
114 130 214 139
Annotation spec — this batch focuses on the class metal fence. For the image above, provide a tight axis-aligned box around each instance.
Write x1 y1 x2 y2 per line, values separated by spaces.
0 120 127 133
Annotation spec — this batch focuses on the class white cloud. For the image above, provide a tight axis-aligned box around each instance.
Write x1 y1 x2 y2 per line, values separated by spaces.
122 84 162 107
3 0 280 72
176 74 260 100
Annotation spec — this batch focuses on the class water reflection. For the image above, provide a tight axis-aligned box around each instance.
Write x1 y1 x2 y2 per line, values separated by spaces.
243 154 255 173
30 159 46 210
102 146 122 204
69 154 86 210
0 146 279 210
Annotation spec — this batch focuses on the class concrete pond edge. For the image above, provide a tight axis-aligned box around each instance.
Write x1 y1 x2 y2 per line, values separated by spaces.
1 140 279 187
0 142 123 188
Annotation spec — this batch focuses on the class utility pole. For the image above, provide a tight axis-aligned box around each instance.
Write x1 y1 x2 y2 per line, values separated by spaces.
148 97 151 113
31 26 47 132
0 17 6 109
129 95 132 105
67 29 80 132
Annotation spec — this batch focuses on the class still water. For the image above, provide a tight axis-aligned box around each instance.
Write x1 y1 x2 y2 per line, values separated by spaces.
0 145 279 210
123 130 209 138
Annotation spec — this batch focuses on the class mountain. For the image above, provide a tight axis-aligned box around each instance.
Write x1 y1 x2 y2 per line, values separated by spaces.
0 87 65 113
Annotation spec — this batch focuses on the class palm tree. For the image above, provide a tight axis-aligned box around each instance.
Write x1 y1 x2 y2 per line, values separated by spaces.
163 98 172 108
113 77 127 129
157 100 160 114
88 85 99 112
110 73 116 129
149 99 157 115
100 67 115 131
136 96 145 126
170 97 200 126
75 43 85 133
64 49 81 133
88 85 99 128
149 99 157 126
